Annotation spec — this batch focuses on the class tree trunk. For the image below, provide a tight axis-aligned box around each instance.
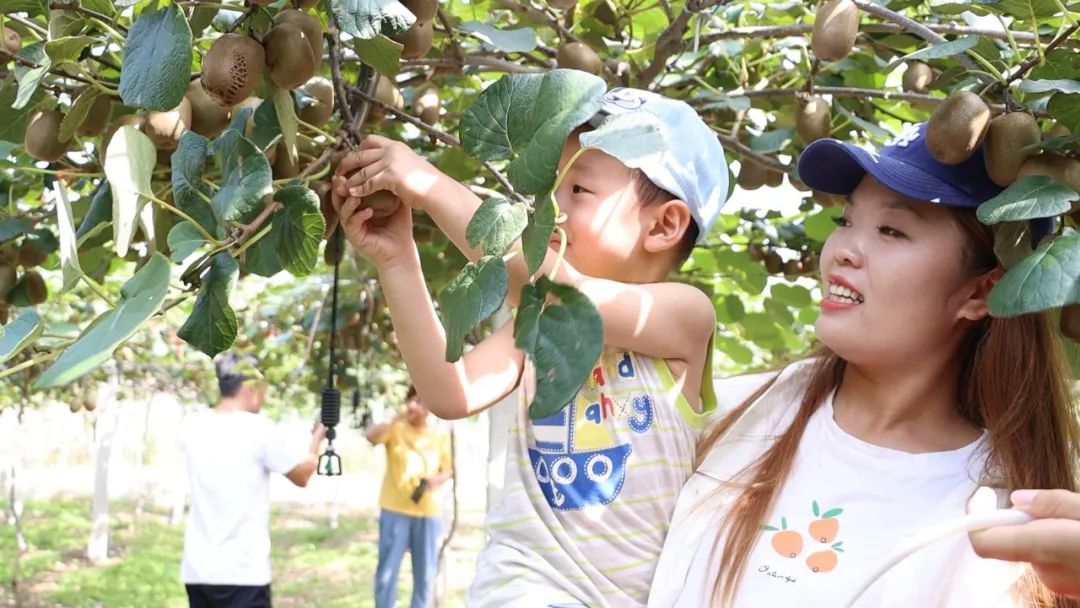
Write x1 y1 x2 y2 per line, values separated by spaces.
87 380 120 563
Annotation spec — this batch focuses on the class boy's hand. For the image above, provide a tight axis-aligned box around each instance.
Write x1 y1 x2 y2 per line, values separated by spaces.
332 135 446 212
341 200 416 269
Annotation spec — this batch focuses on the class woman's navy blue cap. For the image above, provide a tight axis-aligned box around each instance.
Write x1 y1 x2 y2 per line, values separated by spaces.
796 122 1053 245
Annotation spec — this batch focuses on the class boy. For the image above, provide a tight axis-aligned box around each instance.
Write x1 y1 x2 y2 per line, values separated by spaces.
333 88 729 607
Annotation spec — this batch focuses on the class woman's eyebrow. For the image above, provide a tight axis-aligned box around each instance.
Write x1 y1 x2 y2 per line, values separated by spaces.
885 199 928 220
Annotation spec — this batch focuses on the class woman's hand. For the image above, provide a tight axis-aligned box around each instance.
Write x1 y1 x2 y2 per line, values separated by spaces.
338 198 416 270
970 489 1080 599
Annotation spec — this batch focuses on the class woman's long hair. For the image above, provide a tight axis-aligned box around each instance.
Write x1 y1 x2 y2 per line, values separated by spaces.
701 209 1080 606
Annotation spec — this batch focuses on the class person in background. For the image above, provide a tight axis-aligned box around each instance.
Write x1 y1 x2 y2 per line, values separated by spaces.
180 351 325 608
366 386 453 608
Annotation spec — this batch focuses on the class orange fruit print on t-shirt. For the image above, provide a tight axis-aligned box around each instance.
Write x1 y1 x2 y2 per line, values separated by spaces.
762 516 804 558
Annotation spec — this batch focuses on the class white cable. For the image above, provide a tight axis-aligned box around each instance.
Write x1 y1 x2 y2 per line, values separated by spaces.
842 508 1035 608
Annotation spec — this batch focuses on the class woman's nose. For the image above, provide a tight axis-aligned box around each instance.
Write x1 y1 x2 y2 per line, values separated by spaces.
830 234 864 268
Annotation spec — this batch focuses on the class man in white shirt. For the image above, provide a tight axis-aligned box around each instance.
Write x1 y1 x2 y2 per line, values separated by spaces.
180 352 325 608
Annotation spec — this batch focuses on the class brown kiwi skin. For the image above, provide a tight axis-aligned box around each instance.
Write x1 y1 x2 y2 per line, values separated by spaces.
902 61 934 94
362 191 401 220
395 20 434 60
264 23 318 89
143 97 192 151
811 0 859 62
763 251 783 274
1 26 21 54
413 85 440 126
17 242 48 268
274 9 324 67
925 91 991 165
1018 154 1080 194
764 168 784 188
984 112 1041 187
311 181 338 239
299 77 335 126
403 0 438 21
25 109 69 162
557 42 603 75
273 146 302 179
23 271 48 305
201 33 266 108
737 161 768 191
186 78 232 138
796 95 831 146
0 264 16 299
76 89 113 137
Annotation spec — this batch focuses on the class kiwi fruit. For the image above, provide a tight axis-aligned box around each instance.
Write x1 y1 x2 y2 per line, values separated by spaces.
925 91 990 165
362 190 401 220
299 76 335 126
801 252 819 273
144 97 192 151
25 109 68 162
403 0 438 23
2 26 22 54
0 263 15 299
265 23 318 89
84 397 97 412
17 241 48 267
0 303 8 326
369 76 405 124
273 9 324 66
984 112 1041 187
413 85 440 126
1017 154 1080 193
311 180 337 239
765 168 784 188
273 145 302 179
547 0 576 8
394 20 434 60
299 0 322 7
811 0 858 62
748 244 766 262
557 42 603 75
201 33 266 108
783 258 802 277
737 160 768 191
69 400 82 413
902 61 934 94
22 271 47 305
763 251 783 274
1062 304 1080 342
186 78 231 138
593 0 619 25
77 92 112 137
796 95 831 145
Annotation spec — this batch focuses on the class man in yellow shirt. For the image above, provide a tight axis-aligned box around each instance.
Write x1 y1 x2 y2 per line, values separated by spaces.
366 386 453 608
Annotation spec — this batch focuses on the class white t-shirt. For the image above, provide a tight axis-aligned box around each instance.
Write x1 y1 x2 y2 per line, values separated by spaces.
180 410 307 586
650 363 1024 608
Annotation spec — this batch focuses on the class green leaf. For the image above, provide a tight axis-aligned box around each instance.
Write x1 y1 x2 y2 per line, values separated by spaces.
891 36 978 67
272 185 324 277
989 233 1080 317
82 0 116 16
0 309 43 364
104 125 157 257
460 70 607 195
822 508 844 518
271 86 299 167
514 281 543 354
45 36 97 64
771 284 812 307
466 198 528 256
1029 49 1079 82
211 129 273 224
250 99 282 152
749 128 795 154
722 294 746 322
171 131 218 235
177 252 238 357
781 516 788 530
1019 80 1080 95
804 207 842 241
1024 133 1080 153
1048 93 1080 134
167 221 208 263
459 21 538 53
59 87 101 143
521 190 556 274
13 42 50 110
228 106 254 135
813 500 820 517
994 221 1033 270
35 253 172 388
976 176 1077 224
521 277 605 419
995 0 1059 19
352 35 403 77
52 180 82 292
0 85 43 143
241 229 286 277
331 0 416 39
2 0 47 15
0 218 34 243
118 4 193 111
77 183 113 244
439 256 509 361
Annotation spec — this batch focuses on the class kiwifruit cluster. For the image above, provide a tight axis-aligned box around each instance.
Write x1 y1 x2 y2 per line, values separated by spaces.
811 0 858 62
557 41 603 75
0 245 48 312
737 159 785 191
749 244 819 277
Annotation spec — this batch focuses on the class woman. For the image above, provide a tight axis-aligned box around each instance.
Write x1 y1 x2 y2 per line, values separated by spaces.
648 121 1080 607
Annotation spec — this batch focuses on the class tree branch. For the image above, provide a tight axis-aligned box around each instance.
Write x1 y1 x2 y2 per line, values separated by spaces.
698 22 1075 48
399 55 546 73
49 2 127 34
4 14 48 38
1002 22 1080 85
326 18 360 143
0 47 38 68
712 130 792 173
639 9 696 88
692 85 1044 115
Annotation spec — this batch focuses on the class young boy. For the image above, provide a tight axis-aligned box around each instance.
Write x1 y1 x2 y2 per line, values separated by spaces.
332 88 729 607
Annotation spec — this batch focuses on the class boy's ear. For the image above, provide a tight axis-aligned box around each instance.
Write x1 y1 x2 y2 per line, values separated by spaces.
643 199 693 254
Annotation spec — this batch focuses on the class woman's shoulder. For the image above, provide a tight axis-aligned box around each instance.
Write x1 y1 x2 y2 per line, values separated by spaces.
709 358 818 416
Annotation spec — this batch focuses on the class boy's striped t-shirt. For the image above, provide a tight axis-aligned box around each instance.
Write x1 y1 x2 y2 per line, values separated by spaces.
467 348 706 608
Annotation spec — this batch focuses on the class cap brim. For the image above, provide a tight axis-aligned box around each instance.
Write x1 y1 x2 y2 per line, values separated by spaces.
796 139 980 207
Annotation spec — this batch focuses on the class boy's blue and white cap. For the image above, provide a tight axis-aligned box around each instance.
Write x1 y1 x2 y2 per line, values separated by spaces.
580 88 729 244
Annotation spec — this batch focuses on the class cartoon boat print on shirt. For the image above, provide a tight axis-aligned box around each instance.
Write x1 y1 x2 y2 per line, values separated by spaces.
527 353 653 511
